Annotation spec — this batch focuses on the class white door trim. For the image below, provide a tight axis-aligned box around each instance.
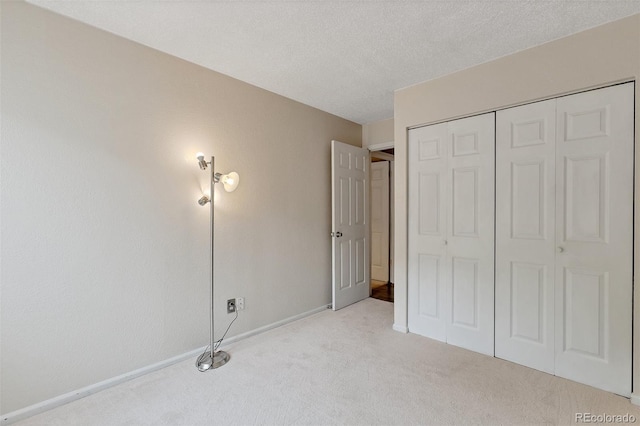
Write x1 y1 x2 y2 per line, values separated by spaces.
368 141 394 151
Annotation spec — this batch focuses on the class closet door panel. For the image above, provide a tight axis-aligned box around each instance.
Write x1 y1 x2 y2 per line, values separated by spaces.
446 113 495 356
495 100 556 374
408 123 449 341
555 83 633 397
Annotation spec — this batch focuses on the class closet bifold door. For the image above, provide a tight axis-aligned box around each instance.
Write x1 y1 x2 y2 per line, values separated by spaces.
554 84 633 397
495 82 633 396
408 112 495 356
408 121 448 342
446 114 495 356
495 99 557 374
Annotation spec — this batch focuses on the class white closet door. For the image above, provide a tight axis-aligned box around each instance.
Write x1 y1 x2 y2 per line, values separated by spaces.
408 122 448 342
495 100 556 373
446 114 495 356
554 84 633 396
408 113 495 355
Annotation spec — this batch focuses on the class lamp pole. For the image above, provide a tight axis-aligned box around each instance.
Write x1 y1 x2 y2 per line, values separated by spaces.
196 154 230 371
208 155 215 364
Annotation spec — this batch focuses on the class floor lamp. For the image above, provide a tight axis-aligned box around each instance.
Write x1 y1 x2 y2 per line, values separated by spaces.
195 153 240 372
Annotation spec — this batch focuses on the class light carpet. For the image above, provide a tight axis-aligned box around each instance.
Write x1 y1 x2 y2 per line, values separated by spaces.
16 298 640 425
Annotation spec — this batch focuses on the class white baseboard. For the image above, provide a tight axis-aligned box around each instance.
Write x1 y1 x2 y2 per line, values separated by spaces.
630 393 640 406
393 323 408 333
1 305 328 425
216 305 328 347
1 347 204 425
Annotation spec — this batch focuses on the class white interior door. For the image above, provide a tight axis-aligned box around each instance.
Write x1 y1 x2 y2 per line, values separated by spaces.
408 113 495 355
371 161 390 282
554 84 633 396
331 140 370 311
495 99 557 374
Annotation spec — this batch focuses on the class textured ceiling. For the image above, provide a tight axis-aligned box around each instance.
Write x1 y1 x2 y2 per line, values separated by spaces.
27 1 640 124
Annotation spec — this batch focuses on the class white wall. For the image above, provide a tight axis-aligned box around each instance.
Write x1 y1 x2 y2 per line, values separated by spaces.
394 13 640 389
0 1 361 414
362 118 394 149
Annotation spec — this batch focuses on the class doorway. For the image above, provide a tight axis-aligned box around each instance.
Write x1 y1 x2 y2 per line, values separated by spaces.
370 146 394 303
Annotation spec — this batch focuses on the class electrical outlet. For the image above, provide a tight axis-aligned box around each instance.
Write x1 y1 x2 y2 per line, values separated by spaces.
236 297 245 311
227 298 236 314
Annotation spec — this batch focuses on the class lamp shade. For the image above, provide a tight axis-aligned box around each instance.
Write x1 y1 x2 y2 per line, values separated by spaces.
219 172 240 192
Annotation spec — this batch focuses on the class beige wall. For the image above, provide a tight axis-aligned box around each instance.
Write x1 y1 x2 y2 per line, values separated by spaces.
362 118 394 148
395 13 640 394
0 1 360 414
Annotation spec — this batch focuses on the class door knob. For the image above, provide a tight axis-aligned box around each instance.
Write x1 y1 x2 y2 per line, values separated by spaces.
336 232 343 238
557 246 565 253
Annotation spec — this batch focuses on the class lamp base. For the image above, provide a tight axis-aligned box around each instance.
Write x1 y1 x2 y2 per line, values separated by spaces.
196 350 230 372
